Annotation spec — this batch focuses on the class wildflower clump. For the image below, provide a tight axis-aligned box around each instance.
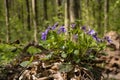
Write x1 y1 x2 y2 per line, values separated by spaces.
40 23 112 63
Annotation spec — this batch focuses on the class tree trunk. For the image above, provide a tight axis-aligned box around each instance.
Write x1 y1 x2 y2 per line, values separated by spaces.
97 0 102 34
21 4 25 29
56 0 62 18
104 0 109 34
32 0 38 43
56 0 62 6
86 0 90 26
64 0 70 35
35 0 39 26
4 0 10 43
92 0 96 27
43 0 48 20
26 0 31 30
69 0 80 23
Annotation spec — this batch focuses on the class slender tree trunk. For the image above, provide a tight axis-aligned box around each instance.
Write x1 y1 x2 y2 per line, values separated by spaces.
79 0 82 25
56 0 62 18
92 1 96 27
69 0 79 23
26 0 31 30
32 0 38 42
43 0 48 20
35 0 39 26
21 5 25 29
104 0 109 34
5 0 10 43
56 0 62 6
64 0 70 35
69 0 75 23
97 0 102 34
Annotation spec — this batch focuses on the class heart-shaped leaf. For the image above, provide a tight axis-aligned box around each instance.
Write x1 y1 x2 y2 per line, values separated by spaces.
20 61 30 67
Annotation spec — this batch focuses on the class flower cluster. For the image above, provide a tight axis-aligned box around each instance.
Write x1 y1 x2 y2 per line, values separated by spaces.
41 23 112 44
57 26 66 34
81 26 112 43
40 23 112 63
41 23 66 40
41 27 51 40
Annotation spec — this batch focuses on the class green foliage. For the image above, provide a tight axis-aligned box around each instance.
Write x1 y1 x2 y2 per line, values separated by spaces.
0 43 21 65
27 46 41 55
20 61 30 67
40 24 108 63
59 63 73 72
20 56 33 67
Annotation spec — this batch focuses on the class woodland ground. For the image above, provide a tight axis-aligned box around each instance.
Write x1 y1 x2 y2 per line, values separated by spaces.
0 31 120 80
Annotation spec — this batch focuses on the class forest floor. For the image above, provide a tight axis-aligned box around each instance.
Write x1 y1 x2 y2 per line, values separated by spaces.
102 31 120 80
0 31 120 80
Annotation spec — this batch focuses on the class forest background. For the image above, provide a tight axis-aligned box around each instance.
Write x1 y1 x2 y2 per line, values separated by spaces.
0 0 120 43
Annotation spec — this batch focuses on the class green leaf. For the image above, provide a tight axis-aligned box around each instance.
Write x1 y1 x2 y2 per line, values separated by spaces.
74 50 79 55
61 52 67 58
59 63 73 72
20 61 30 67
27 46 41 54
29 56 34 63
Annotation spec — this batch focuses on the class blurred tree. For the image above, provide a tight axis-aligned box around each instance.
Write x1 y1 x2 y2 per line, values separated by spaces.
35 0 39 26
0 0 120 43
56 0 62 18
43 0 48 20
4 0 10 43
64 0 70 34
26 0 31 30
69 0 80 23
97 0 103 34
104 0 109 34
32 0 38 42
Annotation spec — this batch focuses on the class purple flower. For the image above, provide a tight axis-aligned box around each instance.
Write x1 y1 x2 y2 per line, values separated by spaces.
44 26 51 35
104 36 112 43
44 29 49 34
52 22 58 30
57 26 66 34
47 26 51 30
71 23 76 29
92 35 102 42
92 35 98 40
41 32 47 40
88 29 96 35
81 26 86 31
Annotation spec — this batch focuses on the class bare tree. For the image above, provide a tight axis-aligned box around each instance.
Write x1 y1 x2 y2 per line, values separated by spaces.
32 0 38 42
26 0 31 30
97 0 102 32
43 0 48 20
64 0 70 35
4 0 10 43
69 0 80 23
104 0 109 34
56 0 62 18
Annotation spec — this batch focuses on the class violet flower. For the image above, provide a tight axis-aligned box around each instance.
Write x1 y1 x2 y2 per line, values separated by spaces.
41 32 47 40
44 28 49 34
71 23 76 29
81 26 86 31
52 22 58 30
88 29 96 36
92 34 98 40
104 36 112 43
57 26 66 34
41 26 51 40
